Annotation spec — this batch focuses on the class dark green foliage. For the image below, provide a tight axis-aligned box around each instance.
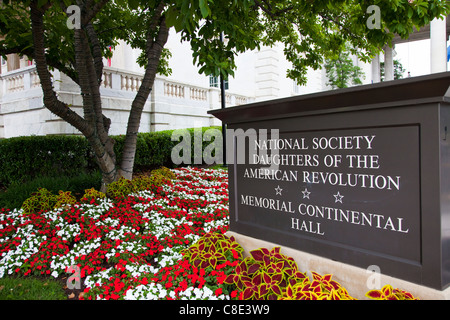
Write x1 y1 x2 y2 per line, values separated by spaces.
113 130 177 171
0 171 102 210
0 135 96 188
0 126 222 188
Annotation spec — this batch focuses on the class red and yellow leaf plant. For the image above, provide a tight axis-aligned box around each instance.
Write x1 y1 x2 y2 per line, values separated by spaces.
181 232 244 270
366 284 419 300
224 246 310 300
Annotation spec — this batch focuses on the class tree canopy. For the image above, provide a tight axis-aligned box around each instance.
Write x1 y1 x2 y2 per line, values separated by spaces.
2 0 449 83
0 0 449 189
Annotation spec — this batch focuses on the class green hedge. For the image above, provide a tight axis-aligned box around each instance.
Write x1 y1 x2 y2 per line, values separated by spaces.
0 135 97 188
0 126 222 188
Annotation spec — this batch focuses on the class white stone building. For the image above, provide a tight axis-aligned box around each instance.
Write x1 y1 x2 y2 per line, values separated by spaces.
0 17 448 138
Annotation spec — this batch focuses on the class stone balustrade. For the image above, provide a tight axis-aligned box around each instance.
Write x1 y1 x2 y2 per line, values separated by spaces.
0 66 253 138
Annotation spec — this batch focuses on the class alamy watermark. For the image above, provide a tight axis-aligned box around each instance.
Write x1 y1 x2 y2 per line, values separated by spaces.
66 265 81 290
366 5 381 30
64 4 381 31
366 265 382 290
170 127 280 168
66 5 81 30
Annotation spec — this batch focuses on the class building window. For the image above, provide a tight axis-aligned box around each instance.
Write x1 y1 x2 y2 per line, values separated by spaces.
209 75 228 90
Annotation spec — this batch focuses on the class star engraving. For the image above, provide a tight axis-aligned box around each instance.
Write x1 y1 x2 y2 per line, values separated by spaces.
275 185 283 195
334 191 344 204
302 188 311 199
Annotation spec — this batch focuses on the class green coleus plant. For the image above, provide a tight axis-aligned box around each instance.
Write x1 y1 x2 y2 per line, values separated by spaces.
54 190 77 209
106 171 173 199
21 188 77 215
106 177 136 199
279 272 356 300
21 188 57 215
181 232 244 270
81 187 106 204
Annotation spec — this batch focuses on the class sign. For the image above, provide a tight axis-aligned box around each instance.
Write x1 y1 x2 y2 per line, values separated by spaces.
210 72 450 290
236 126 420 263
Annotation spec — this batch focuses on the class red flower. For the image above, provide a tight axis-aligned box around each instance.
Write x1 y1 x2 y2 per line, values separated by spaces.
165 282 173 289
215 288 223 297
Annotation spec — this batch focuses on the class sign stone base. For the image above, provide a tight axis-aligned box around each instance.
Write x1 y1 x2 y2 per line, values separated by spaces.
227 231 450 300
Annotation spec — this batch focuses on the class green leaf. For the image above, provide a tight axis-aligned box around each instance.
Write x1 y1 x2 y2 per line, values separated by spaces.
199 0 211 18
37 0 48 8
128 0 140 10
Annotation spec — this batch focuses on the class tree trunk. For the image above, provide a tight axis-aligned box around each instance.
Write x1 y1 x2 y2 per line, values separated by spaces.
31 1 117 192
31 1 169 191
118 8 169 180
73 19 117 192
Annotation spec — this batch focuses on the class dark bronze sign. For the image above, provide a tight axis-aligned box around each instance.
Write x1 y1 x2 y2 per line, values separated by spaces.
210 72 450 290
236 126 420 262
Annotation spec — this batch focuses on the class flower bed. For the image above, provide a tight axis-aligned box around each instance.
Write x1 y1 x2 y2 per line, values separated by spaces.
0 167 418 300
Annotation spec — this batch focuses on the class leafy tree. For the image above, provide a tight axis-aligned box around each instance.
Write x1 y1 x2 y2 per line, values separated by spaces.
325 46 365 89
381 59 407 81
0 0 448 190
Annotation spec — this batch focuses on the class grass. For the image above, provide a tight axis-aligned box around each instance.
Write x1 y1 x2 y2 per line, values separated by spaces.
0 277 67 300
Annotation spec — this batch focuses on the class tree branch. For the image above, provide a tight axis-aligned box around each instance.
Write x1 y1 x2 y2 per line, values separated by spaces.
82 0 110 26
30 0 91 137
253 0 294 19
84 22 104 84
119 2 169 177
0 44 79 85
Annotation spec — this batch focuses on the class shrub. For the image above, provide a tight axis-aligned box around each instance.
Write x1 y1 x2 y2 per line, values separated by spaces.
106 177 136 199
150 166 176 180
278 272 356 300
223 246 356 300
54 190 77 209
224 247 309 300
0 135 96 187
0 127 222 188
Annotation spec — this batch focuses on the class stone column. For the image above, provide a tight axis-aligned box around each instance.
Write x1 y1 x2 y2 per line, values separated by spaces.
430 17 447 73
384 45 395 81
371 54 381 83
255 47 280 101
